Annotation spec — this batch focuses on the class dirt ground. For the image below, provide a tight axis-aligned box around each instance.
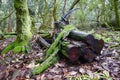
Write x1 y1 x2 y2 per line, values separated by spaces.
0 29 120 80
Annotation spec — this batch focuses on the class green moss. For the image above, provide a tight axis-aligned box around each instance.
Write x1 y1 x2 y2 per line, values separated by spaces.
1 42 15 54
32 47 59 75
45 25 75 58
1 0 33 55
1 40 28 54
13 46 22 54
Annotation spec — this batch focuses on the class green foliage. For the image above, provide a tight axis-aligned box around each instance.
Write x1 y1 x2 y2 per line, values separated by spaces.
89 29 120 43
32 25 75 75
66 71 112 80
45 25 75 58
13 45 26 54
0 0 120 32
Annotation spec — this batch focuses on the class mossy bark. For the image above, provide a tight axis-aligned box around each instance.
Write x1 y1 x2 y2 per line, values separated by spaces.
45 25 75 58
1 0 32 54
32 25 75 75
32 47 59 75
113 0 120 30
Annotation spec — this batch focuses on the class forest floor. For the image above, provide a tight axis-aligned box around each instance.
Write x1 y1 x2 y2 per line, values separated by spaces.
0 28 120 80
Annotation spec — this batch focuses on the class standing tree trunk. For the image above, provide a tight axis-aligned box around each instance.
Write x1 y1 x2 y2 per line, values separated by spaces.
113 0 120 30
8 10 12 32
53 0 57 22
62 0 67 15
1 0 32 54
15 0 32 42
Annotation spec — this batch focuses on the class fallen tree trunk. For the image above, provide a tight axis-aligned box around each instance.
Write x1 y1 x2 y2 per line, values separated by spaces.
61 41 96 62
37 37 50 48
45 25 75 58
4 32 51 37
68 30 104 55
32 47 59 75
32 25 75 75
61 41 81 62
55 21 104 55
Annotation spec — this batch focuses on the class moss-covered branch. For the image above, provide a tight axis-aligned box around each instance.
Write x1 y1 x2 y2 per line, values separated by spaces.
45 25 75 58
32 25 75 75
32 47 59 75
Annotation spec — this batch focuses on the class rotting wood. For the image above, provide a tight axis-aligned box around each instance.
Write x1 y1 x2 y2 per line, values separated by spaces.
37 37 50 48
61 41 96 62
32 47 59 75
32 25 75 75
68 30 104 55
45 25 75 59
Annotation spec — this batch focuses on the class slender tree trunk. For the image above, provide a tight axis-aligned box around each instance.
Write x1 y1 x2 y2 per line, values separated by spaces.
63 0 67 15
53 0 57 22
113 0 120 30
69 0 80 10
8 10 12 32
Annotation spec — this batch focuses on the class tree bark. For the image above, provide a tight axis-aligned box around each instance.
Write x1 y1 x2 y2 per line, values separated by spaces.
113 0 120 30
61 41 96 62
68 30 104 55
45 25 75 58
32 25 75 75
8 11 12 32
1 0 32 54
62 0 67 15
53 0 57 22
14 0 32 41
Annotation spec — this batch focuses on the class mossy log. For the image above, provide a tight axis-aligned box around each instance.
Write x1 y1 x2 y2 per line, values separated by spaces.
32 25 75 75
55 19 104 55
68 30 104 55
37 37 50 48
61 41 96 62
61 43 81 62
32 47 59 75
45 25 75 58
4 32 51 38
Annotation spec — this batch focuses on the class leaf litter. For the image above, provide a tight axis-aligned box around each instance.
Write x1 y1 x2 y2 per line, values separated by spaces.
0 29 120 80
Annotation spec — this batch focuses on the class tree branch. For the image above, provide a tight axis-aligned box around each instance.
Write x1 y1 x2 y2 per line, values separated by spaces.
0 9 15 23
